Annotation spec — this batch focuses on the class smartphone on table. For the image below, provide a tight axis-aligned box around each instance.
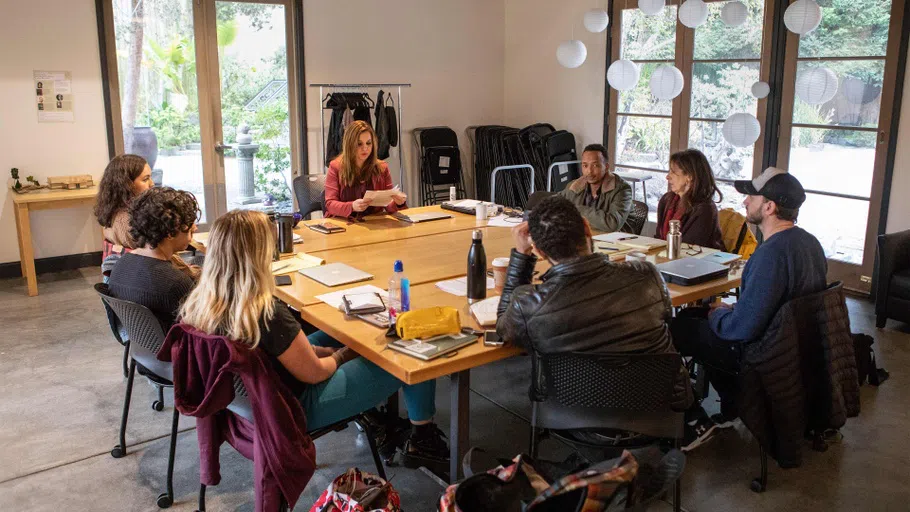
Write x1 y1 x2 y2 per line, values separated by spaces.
275 275 292 286
483 330 504 347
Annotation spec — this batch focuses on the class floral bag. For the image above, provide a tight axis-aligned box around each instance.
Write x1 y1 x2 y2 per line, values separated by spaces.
310 468 402 512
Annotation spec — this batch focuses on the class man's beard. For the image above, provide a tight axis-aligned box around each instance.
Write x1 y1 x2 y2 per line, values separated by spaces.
746 209 763 225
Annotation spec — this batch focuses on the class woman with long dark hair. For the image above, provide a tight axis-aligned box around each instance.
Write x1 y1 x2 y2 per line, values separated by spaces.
323 120 407 219
95 154 153 258
655 149 725 250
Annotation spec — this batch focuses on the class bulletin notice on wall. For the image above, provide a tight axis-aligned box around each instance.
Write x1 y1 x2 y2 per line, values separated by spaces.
34 70 74 123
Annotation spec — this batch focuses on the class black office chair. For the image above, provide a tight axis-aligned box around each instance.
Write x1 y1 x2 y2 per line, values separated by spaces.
293 174 327 219
875 229 910 327
95 283 180 509
623 200 649 235
528 352 685 512
193 375 389 512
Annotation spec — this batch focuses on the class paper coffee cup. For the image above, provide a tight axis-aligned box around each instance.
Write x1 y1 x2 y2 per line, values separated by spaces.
492 257 510 292
625 251 647 262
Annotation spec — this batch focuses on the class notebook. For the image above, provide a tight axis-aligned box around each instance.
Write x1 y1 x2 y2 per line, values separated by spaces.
469 296 501 327
387 333 478 361
593 232 668 250
271 253 326 275
299 262 373 287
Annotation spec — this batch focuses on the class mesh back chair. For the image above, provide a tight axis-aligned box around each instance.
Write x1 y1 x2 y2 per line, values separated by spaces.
623 200 649 236
529 352 685 512
293 174 327 219
194 375 389 512
94 283 180 509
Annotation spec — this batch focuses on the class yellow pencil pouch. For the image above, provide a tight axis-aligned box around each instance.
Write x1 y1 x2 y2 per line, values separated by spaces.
395 307 461 340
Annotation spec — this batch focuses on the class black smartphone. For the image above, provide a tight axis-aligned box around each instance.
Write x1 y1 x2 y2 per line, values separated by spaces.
483 330 504 347
275 275 292 286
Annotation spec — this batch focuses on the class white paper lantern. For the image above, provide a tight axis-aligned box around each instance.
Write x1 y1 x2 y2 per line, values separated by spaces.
679 0 709 28
607 60 641 91
650 65 685 100
557 40 587 69
784 0 822 36
841 77 865 105
583 9 610 33
639 0 666 15
751 81 771 99
721 1 749 27
723 113 761 147
795 67 838 105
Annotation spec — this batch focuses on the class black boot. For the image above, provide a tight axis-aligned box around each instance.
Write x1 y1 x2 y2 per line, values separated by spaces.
400 423 450 478
360 408 411 463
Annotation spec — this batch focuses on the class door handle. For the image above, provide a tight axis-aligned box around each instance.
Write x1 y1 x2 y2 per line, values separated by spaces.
214 141 230 153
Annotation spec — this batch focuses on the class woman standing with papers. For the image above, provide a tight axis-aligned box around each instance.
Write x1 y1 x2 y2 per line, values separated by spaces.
324 120 407 220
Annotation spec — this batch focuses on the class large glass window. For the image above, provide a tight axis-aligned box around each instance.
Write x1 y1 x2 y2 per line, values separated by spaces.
779 0 893 266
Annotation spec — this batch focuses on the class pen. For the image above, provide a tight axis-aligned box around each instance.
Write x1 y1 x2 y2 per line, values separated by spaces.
616 236 638 241
596 245 619 251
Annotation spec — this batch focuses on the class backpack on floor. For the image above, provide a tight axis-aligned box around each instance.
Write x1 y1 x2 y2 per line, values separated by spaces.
310 468 401 512
852 333 889 386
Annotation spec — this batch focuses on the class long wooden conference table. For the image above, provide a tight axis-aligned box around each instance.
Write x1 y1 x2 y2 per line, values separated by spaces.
192 205 743 480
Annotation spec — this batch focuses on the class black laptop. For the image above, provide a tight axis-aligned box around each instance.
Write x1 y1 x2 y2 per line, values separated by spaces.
655 257 730 286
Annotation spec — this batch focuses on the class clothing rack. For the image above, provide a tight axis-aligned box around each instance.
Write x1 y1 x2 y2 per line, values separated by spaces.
310 83 411 192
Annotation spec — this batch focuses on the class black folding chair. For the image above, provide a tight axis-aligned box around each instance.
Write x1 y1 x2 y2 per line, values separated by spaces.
293 174 326 219
529 352 685 512
95 283 180 509
414 127 466 205
194 376 389 512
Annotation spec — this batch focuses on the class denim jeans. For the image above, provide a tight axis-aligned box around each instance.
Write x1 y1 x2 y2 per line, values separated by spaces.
298 331 437 430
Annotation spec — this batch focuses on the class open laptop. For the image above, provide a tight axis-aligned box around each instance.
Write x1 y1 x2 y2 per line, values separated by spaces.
393 211 452 223
655 257 730 286
298 262 373 287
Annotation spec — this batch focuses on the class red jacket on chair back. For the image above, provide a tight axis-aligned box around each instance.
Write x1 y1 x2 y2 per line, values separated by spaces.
158 324 317 512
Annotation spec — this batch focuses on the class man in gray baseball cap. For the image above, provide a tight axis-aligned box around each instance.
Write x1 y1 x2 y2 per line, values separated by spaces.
670 167 827 427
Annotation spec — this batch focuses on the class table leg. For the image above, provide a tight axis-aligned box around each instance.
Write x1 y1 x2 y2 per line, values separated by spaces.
15 204 38 296
13 205 26 277
449 370 470 482
642 180 648 203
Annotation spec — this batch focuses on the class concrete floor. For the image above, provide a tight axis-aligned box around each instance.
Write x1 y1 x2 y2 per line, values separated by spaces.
1 267 908 511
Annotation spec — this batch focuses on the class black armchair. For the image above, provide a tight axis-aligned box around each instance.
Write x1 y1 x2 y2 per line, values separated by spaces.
875 229 910 328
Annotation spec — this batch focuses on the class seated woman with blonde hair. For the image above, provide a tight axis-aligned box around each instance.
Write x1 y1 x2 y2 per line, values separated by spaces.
178 210 448 472
324 120 407 219
655 149 725 250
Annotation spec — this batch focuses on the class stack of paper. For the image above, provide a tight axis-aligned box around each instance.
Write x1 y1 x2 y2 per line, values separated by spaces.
470 296 501 327
271 253 326 275
436 276 495 296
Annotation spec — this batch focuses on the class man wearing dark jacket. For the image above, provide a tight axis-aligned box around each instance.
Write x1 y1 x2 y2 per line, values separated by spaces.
496 196 714 448
557 144 633 232
671 168 827 424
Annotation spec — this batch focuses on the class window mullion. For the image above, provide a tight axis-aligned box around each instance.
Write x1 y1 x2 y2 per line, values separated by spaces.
673 17 694 154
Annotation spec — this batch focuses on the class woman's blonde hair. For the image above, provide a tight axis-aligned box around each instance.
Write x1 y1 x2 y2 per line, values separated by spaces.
179 209 276 347
336 120 383 187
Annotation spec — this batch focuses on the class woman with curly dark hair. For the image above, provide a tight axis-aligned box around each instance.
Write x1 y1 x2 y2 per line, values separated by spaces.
108 187 201 331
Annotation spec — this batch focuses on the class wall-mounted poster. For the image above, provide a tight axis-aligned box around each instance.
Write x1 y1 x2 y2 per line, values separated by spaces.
34 70 73 123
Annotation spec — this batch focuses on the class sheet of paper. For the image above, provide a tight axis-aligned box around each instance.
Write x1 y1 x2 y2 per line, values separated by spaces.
344 292 385 311
436 276 495 296
363 188 399 206
316 285 388 309
593 232 667 249
485 214 522 228
35 70 74 123
452 199 481 208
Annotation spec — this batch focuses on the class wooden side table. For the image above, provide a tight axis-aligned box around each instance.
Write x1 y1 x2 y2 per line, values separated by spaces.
11 187 98 296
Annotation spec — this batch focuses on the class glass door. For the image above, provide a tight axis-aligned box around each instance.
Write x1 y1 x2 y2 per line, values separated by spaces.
110 0 213 224
200 0 299 215
777 0 906 292
105 0 300 225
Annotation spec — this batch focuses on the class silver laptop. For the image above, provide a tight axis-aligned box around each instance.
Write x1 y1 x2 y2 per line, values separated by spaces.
298 262 373 287
655 257 729 286
393 212 452 223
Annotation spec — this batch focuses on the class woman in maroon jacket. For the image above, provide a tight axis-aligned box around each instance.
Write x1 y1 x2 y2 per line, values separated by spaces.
323 120 407 219
655 149 725 250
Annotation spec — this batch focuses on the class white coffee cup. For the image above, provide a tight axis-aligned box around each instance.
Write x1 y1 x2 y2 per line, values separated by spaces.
476 202 488 221
626 251 647 262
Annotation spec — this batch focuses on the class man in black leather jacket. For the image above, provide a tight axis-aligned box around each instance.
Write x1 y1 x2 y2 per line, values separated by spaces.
496 196 717 449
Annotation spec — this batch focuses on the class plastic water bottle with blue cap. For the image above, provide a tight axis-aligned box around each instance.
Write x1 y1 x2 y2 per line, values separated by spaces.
388 259 410 321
